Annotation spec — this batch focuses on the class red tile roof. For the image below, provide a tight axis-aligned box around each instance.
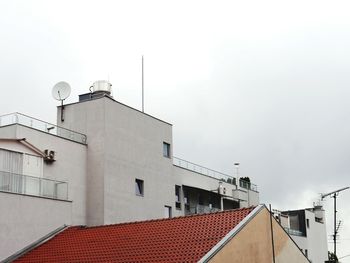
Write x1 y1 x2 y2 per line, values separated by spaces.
15 207 255 263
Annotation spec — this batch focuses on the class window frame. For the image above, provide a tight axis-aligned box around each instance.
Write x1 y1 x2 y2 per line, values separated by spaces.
164 205 172 218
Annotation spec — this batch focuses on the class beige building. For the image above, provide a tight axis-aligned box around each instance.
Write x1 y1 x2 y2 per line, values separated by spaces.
0 83 259 260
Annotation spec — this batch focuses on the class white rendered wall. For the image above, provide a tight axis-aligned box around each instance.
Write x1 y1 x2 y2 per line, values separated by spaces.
305 210 328 263
0 192 71 261
58 97 175 225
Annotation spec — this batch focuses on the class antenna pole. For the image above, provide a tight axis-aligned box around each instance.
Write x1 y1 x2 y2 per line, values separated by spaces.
142 55 144 112
333 193 337 257
321 186 349 259
61 100 64 122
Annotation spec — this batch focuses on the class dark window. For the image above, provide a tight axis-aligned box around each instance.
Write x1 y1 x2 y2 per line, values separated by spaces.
175 185 181 210
306 219 309 228
305 249 308 258
163 142 171 158
175 185 181 202
135 179 144 196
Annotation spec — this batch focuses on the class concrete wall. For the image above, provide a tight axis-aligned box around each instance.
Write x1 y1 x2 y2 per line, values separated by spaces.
209 207 309 263
58 97 176 225
0 192 71 261
0 124 87 225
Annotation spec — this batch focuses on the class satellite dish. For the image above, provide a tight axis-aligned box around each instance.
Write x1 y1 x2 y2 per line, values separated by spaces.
52 81 71 101
52 81 71 122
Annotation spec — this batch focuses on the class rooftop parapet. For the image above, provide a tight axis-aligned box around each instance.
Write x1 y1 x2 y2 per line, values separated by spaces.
0 113 87 144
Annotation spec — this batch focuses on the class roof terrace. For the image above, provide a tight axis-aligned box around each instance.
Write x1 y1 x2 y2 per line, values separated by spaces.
173 156 258 192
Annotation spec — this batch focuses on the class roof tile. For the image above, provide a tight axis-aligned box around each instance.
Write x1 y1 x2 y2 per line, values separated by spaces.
15 207 255 263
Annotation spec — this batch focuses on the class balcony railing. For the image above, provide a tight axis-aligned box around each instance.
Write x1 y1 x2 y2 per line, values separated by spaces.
185 204 221 215
283 227 305 237
173 157 236 185
0 113 87 144
0 170 68 200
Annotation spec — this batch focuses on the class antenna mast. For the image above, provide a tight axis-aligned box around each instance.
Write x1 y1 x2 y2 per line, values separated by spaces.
321 186 349 258
142 55 144 112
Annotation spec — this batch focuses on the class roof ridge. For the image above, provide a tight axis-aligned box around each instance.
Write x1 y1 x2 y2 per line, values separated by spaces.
74 206 256 230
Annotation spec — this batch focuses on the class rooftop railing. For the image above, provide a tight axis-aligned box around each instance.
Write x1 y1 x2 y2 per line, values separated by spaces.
0 170 68 200
283 227 305 237
0 113 87 144
173 157 236 185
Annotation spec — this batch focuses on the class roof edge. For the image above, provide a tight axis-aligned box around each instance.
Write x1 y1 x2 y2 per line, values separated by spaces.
61 95 173 126
2 225 68 263
198 204 265 263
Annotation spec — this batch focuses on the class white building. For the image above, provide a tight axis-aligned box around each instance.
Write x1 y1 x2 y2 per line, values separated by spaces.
274 205 329 263
0 82 259 260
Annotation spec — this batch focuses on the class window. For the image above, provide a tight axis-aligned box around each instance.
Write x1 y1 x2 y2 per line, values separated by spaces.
135 179 144 196
163 142 170 158
175 185 181 210
306 218 309 228
304 249 308 258
164 206 172 218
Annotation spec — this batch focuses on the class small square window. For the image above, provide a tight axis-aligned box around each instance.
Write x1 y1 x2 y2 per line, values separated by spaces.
135 179 144 196
164 206 172 218
163 142 171 158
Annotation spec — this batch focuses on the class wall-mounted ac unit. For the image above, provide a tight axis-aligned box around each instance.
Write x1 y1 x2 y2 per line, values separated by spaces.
44 149 56 163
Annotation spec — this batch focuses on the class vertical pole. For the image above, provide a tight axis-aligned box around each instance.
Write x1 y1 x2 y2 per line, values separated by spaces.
142 55 144 112
61 100 64 122
269 204 276 263
334 194 337 257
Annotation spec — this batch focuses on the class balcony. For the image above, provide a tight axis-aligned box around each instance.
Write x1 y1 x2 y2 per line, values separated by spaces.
239 179 258 192
0 113 87 144
0 170 68 200
185 204 221 216
173 157 236 185
283 227 305 237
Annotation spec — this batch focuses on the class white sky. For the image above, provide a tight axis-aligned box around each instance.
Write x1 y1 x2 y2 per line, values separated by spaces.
1 0 350 260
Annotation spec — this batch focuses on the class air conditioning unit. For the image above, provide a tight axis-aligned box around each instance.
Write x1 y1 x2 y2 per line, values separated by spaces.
44 149 56 163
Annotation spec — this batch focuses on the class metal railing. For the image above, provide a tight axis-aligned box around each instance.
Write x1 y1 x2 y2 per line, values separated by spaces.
173 156 236 185
0 113 87 144
185 204 221 215
0 170 68 200
239 179 258 192
283 227 305 237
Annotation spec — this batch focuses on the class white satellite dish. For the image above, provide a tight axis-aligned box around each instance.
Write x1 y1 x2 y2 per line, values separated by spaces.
52 81 71 101
52 81 71 122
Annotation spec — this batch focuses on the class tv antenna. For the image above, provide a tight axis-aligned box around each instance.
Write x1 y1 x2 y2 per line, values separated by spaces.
52 81 71 122
321 186 349 258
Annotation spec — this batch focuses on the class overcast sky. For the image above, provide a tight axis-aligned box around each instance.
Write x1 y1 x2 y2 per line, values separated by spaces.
1 0 350 260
